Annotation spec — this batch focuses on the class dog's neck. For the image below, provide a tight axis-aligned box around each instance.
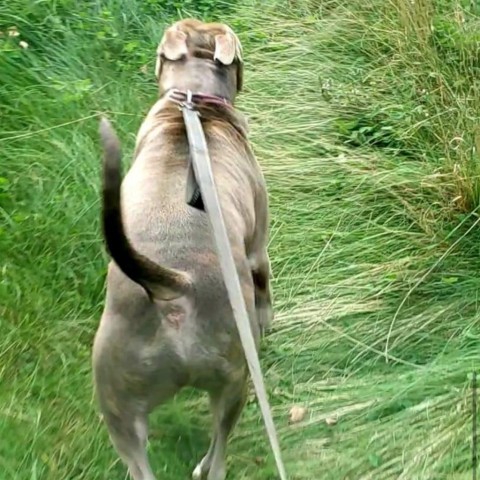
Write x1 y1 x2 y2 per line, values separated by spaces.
140 89 249 144
133 89 251 166
157 56 238 104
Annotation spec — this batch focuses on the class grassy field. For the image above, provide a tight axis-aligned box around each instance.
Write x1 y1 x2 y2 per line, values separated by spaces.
1 0 479 478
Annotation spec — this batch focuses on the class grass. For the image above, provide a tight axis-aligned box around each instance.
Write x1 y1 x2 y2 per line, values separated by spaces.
1 0 479 478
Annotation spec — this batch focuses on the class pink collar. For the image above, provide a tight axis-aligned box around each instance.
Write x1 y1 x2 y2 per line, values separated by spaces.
167 89 232 109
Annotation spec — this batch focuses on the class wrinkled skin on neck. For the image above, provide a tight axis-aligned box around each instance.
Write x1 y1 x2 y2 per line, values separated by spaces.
158 56 239 103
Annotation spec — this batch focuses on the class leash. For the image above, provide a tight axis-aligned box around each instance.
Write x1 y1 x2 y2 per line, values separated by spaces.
170 89 288 480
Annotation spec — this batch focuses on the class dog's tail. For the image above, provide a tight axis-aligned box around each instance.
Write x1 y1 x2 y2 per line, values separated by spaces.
99 117 191 301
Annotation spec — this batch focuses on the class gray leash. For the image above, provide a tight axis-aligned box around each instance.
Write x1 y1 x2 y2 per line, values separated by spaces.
180 91 288 480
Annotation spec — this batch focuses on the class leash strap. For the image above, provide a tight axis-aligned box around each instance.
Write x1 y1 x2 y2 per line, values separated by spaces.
181 97 288 480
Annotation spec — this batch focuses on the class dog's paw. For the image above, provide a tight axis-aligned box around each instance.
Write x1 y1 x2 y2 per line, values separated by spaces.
192 459 208 480
192 464 203 480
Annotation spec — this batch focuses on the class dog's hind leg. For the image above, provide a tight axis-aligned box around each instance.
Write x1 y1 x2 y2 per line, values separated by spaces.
193 376 248 480
192 434 215 480
104 410 156 480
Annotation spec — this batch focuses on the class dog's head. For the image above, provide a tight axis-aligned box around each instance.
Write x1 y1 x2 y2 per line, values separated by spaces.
155 19 243 103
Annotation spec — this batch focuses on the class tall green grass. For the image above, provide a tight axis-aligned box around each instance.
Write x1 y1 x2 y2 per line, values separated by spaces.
1 0 479 478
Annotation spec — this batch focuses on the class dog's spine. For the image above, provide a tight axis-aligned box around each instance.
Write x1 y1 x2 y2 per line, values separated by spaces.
99 117 190 301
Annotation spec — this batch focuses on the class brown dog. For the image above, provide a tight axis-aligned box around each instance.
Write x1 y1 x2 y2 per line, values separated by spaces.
92 19 273 480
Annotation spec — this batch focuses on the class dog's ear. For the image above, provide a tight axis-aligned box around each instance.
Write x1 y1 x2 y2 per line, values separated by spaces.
214 30 243 66
160 29 188 60
155 29 188 78
214 30 243 91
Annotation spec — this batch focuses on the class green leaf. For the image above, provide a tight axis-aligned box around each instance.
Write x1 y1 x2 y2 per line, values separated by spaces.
441 276 458 284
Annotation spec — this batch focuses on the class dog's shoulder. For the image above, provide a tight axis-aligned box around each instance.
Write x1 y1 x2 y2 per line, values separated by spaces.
134 99 185 156
135 98 170 147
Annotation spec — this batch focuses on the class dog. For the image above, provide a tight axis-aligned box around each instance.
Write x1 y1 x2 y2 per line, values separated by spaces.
92 19 273 480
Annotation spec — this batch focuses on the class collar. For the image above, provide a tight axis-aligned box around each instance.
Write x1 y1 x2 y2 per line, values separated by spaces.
166 89 232 109
160 88 248 140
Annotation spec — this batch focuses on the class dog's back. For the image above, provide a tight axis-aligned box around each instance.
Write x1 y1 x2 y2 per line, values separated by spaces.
94 106 259 391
